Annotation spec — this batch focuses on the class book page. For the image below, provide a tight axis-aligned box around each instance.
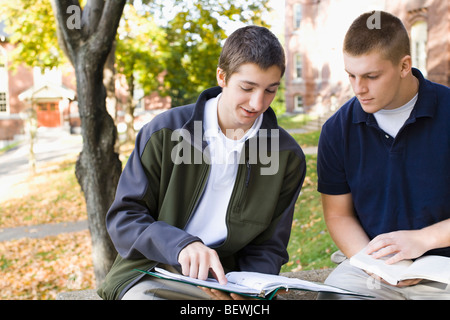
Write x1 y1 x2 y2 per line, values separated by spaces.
226 271 288 292
150 267 366 297
153 267 261 295
349 248 413 285
400 255 450 284
226 271 364 296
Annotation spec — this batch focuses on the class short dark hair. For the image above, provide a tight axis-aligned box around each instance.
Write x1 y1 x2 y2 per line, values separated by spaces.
344 11 411 64
218 25 285 82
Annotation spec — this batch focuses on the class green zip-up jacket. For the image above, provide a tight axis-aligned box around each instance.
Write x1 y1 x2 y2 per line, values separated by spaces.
98 87 306 300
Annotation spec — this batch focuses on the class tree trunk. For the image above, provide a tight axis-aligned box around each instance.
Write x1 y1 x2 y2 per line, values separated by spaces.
74 51 122 285
104 41 120 153
104 41 118 124
51 0 126 286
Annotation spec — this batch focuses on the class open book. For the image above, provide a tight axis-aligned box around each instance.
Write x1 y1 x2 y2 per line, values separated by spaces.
136 267 368 300
349 248 450 286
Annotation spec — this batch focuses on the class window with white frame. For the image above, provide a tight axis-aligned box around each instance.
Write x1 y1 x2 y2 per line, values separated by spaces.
0 47 8 113
295 53 303 79
411 21 428 77
294 4 302 29
294 95 304 113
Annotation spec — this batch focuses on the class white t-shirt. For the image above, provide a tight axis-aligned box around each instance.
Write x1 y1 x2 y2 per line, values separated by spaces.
373 93 418 138
184 95 263 246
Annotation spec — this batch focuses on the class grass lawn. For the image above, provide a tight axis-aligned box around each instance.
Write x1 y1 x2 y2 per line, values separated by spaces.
277 113 316 130
281 129 337 273
0 118 336 299
281 152 337 273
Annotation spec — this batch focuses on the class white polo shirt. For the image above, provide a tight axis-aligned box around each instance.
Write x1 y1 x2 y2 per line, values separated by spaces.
184 94 263 246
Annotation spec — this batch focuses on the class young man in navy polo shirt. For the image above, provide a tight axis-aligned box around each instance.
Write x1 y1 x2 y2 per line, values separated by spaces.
317 11 450 299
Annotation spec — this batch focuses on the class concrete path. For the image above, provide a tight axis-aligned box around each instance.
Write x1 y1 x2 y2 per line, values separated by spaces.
0 127 82 203
0 128 84 242
0 220 88 242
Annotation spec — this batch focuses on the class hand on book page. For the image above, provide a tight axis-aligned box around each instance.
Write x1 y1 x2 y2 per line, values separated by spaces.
365 230 430 265
350 247 450 286
178 241 227 285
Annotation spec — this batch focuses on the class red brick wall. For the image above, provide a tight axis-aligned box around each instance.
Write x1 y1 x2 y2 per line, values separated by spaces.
284 0 449 114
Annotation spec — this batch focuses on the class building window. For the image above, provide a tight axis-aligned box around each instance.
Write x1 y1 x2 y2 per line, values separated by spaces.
294 95 304 113
0 92 7 112
316 65 323 84
0 47 8 113
294 4 302 29
411 21 428 77
295 53 303 79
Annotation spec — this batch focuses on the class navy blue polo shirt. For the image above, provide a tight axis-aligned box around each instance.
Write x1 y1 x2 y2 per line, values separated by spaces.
317 69 450 257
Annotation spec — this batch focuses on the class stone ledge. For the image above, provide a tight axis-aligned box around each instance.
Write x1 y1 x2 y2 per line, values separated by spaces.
56 289 102 300
279 268 333 300
56 268 333 300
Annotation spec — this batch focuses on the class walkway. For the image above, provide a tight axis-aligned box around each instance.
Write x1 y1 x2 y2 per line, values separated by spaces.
0 128 84 242
0 127 83 203
0 220 88 242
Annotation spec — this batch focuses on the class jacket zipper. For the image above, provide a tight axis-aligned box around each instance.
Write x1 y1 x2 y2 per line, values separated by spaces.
183 163 211 228
245 160 251 187
234 159 251 212
217 159 251 249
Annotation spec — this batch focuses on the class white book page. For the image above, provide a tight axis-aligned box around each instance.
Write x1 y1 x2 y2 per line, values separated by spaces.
152 267 368 297
226 271 361 295
154 267 260 295
226 272 287 292
350 248 413 285
401 255 450 283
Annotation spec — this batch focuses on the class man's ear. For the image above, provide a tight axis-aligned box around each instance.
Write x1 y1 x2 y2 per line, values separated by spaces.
399 55 413 78
216 68 227 87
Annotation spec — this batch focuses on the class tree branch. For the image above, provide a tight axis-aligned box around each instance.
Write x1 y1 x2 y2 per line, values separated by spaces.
81 0 104 38
89 0 126 56
50 0 82 62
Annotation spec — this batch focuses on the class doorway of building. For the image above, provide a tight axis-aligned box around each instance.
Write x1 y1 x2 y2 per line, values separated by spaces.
37 102 61 127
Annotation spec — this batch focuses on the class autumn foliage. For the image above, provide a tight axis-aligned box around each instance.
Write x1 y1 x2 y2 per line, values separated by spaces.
0 160 94 300
0 231 94 300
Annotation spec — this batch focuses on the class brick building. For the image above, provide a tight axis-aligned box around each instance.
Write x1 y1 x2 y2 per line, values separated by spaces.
284 0 449 114
0 22 171 146
0 19 80 146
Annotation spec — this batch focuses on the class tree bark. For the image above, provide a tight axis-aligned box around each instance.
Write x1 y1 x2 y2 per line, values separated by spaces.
104 41 118 125
51 0 126 286
74 51 122 285
104 41 120 153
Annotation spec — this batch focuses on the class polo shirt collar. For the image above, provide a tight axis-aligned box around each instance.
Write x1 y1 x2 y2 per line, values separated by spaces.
352 68 437 124
411 68 437 118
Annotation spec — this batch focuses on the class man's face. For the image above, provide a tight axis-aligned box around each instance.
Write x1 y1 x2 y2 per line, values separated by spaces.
344 51 406 113
216 63 281 134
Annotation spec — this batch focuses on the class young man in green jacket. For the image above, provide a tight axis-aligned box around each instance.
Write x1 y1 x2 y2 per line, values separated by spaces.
98 25 306 300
